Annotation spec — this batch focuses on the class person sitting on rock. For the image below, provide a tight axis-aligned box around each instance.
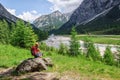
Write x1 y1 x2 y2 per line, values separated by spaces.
31 42 42 58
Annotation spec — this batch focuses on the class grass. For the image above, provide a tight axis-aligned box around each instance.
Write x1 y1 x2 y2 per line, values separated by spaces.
0 44 32 68
0 44 120 80
78 35 120 45
46 53 120 80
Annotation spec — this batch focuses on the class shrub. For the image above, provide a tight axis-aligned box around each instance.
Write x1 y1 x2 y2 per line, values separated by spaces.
86 42 101 61
116 47 120 67
40 42 57 52
103 46 115 66
58 43 69 55
39 42 48 51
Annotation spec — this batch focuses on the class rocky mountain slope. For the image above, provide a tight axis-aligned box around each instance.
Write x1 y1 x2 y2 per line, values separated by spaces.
0 3 36 29
76 3 120 34
55 0 120 34
33 10 70 31
0 3 18 23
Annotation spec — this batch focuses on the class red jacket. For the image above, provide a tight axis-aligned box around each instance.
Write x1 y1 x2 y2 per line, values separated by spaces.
31 46 40 55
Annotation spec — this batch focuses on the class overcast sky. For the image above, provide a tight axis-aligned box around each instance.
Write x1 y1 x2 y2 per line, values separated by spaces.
0 0 83 22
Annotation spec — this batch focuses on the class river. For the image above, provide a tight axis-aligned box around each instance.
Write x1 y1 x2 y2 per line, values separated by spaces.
43 35 120 56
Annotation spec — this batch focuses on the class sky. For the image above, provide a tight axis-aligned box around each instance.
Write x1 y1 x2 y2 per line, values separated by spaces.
0 0 83 22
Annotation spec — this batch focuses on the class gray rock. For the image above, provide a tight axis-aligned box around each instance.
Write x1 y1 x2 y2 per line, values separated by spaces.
15 58 53 73
43 58 54 67
33 10 71 31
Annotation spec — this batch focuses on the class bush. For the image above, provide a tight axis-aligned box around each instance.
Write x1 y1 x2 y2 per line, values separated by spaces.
39 42 48 51
86 42 101 61
103 46 115 66
40 42 57 52
115 47 120 67
58 43 69 55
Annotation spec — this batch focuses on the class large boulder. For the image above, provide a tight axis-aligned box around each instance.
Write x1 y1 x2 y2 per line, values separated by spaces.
15 58 53 73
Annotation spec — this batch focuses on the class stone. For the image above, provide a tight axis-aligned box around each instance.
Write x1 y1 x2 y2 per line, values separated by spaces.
15 58 53 73
43 58 53 67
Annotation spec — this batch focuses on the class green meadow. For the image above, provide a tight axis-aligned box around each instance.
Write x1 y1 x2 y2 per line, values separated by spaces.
78 35 120 45
0 44 120 80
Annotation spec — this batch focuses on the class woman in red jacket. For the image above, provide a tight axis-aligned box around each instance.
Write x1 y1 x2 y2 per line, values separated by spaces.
31 42 42 58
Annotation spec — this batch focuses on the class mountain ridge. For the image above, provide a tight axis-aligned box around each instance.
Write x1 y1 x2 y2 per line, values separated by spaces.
0 3 18 23
33 10 71 31
54 0 120 34
0 3 37 29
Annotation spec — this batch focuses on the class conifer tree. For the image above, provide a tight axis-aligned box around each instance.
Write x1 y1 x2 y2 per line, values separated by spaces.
0 20 10 44
69 27 81 56
116 47 120 67
103 46 114 66
11 20 37 48
58 43 69 55
117 48 120 67
86 42 101 61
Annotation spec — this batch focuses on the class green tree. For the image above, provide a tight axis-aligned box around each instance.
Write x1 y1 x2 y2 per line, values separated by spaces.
116 47 120 67
34 29 48 41
10 22 16 31
69 27 81 56
58 43 69 55
103 46 114 66
86 42 101 61
0 20 10 44
11 20 37 48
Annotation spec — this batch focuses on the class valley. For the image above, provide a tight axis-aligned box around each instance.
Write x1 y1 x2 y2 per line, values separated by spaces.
0 0 120 80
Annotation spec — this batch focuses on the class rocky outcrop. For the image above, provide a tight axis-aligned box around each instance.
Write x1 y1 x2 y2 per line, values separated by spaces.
33 10 70 31
15 58 53 73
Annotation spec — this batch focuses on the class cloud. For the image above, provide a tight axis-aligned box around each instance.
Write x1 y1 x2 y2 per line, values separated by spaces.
48 0 83 13
7 8 41 22
17 11 41 22
7 8 16 15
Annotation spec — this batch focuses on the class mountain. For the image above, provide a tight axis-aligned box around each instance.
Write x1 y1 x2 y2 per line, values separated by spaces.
33 10 70 31
55 0 120 34
0 3 18 23
76 4 120 34
0 3 37 29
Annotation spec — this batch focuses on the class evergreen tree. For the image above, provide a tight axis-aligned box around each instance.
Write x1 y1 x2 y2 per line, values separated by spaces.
86 42 101 61
58 43 69 55
0 20 10 44
34 29 48 41
116 47 120 67
11 22 15 31
69 27 81 56
11 20 37 48
103 46 114 66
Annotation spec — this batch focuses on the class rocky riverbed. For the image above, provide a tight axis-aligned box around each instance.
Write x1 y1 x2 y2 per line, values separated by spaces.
43 35 120 56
